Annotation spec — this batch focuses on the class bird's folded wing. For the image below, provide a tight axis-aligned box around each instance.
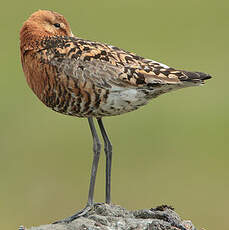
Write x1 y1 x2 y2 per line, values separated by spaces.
39 36 186 89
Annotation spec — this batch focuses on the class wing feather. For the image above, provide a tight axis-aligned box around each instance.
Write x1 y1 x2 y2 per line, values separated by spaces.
38 36 206 91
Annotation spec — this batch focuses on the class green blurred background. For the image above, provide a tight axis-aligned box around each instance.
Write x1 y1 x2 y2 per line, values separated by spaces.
0 0 228 229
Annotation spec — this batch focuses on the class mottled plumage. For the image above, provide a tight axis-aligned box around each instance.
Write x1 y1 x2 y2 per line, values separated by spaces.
20 10 211 223
20 10 211 118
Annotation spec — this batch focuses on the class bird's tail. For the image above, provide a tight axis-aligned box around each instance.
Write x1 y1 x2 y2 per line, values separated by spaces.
179 71 212 85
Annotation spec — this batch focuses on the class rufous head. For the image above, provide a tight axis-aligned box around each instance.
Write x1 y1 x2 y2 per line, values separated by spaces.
20 10 73 49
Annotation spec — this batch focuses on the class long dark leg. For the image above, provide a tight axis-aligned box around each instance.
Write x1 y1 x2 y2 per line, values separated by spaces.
53 117 101 223
97 118 112 204
87 117 101 205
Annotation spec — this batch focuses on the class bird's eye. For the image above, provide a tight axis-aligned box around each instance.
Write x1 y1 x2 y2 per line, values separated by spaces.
53 23 61 28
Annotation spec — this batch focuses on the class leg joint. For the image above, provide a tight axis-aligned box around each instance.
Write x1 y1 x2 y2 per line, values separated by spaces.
93 138 101 155
104 141 112 155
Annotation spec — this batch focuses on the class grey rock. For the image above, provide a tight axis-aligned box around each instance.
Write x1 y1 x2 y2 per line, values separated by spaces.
20 204 197 230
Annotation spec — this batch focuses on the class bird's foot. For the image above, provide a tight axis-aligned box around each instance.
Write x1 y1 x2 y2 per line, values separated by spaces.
53 203 102 224
53 205 92 224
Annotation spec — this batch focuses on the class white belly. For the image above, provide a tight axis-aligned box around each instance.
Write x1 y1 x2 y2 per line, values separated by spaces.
99 87 149 116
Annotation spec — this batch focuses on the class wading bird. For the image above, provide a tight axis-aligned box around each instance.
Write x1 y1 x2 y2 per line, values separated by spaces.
20 10 211 223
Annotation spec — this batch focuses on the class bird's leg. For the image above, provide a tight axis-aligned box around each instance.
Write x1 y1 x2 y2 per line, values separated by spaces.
97 118 112 204
53 117 101 224
87 117 101 205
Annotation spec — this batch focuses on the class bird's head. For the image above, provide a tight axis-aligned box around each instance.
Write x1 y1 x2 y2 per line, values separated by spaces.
20 10 73 49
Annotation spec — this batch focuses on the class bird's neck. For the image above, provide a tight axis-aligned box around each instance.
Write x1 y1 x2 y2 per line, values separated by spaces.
20 21 49 53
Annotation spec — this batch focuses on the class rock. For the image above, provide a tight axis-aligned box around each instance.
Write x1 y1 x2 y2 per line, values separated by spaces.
20 203 197 230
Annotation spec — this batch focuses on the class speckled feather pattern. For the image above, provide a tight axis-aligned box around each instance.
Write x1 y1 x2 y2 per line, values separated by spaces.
20 10 211 118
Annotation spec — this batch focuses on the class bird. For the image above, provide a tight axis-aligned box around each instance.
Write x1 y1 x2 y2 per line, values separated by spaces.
20 10 211 223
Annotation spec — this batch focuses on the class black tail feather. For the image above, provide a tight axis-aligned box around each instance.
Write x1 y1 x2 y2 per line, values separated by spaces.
180 71 212 83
